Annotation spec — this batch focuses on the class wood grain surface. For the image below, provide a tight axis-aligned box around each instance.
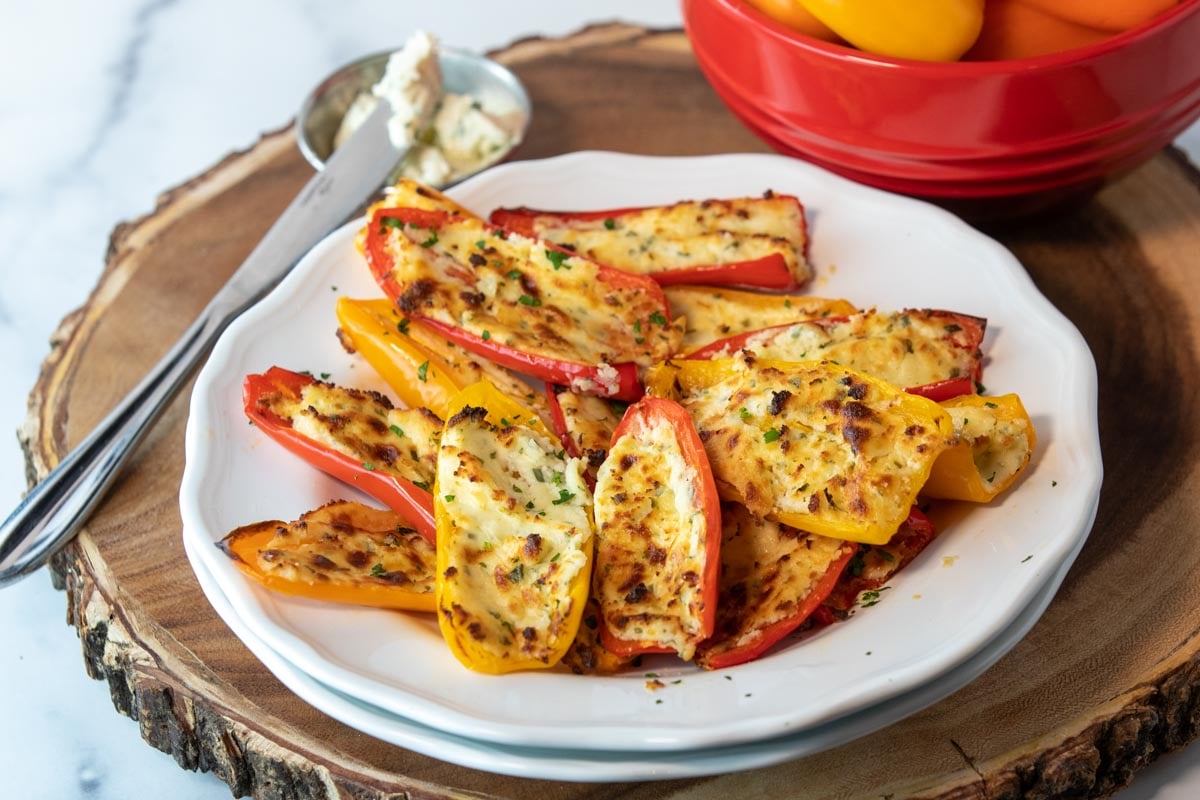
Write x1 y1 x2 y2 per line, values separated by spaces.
20 24 1200 800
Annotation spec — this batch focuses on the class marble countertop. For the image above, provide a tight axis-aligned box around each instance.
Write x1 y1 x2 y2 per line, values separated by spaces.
2 2 1198 797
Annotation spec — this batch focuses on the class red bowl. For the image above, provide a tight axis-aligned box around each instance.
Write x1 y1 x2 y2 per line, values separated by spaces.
683 0 1200 216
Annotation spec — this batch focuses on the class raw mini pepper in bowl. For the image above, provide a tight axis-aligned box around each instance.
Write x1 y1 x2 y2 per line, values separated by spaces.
683 0 1200 215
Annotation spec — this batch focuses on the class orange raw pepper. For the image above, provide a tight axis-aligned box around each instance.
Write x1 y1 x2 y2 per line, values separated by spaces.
1017 0 1179 33
966 0 1111 60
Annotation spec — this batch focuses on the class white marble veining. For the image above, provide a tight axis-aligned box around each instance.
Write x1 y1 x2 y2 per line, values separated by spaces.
1 2 1198 797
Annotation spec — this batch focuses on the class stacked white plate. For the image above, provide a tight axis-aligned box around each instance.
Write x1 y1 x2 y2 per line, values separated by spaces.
180 153 1103 781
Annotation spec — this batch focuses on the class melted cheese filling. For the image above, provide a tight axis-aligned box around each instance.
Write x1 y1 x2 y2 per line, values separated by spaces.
271 383 441 488
946 405 1032 488
525 196 810 282
555 391 623 465
682 363 948 533
437 413 593 664
382 215 679 368
699 505 851 662
253 502 434 593
593 414 709 660
664 286 855 351
701 310 979 388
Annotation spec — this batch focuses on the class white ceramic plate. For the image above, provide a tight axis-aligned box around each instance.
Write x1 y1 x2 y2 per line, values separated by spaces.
182 152 1102 753
185 516 1089 781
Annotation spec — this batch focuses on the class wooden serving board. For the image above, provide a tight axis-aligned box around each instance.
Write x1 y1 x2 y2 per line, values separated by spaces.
22 23 1200 800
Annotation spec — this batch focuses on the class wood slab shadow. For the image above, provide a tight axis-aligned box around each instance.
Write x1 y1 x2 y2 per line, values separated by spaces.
19 24 1200 800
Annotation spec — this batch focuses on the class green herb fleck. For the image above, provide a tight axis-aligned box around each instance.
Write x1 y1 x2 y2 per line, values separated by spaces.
420 230 439 248
763 428 781 443
319 372 331 380
525 501 535 510
482 330 491 341
1022 555 1033 563
944 324 963 333
417 361 429 382
444 494 455 503
380 217 404 230
603 218 616 230
551 489 576 505
533 467 545 482
545 249 570 270
739 407 752 421
370 563 386 577
389 424 405 438
649 311 667 326
475 239 486 249
398 318 410 335
985 401 998 409
519 295 542 307
362 462 376 471
506 269 521 280
413 480 431 491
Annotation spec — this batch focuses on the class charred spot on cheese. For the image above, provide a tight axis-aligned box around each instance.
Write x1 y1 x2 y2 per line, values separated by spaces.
436 404 593 671
376 214 678 370
692 310 984 388
695 504 855 669
680 361 950 543
593 412 710 660
219 500 435 598
260 378 441 489
664 286 856 351
503 196 812 285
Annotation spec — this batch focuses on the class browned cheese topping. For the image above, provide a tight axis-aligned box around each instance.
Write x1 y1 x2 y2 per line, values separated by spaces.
593 412 709 660
694 309 982 389
377 214 680 368
519 195 811 283
696 504 854 667
263 379 442 489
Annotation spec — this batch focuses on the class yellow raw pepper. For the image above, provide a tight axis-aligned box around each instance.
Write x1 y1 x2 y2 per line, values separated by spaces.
434 381 594 673
922 393 1037 502
335 297 550 426
798 0 985 61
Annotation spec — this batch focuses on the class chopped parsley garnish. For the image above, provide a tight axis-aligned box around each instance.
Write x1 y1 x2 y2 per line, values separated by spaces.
603 218 616 230
533 467 545 482
545 249 570 270
506 269 521 280
444 494 455 503
475 239 486 249
482 330 491 341
985 401 998 409
762 428 781 443
370 563 386 577
859 587 890 608
739 407 752 421
1022 555 1033 562
518 295 542 307
413 480 431 491
944 324 963 333
420 230 439 248
525 501 535 510
649 311 668 326
380 217 405 230
319 372 331 380
398 318 410 335
552 471 565 485
417 360 429 382
361 461 376 471
389 424 405 438
551 489 576 505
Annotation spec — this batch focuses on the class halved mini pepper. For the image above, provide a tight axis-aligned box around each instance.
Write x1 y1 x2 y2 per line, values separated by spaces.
434 381 594 673
695 504 858 670
489 193 811 289
684 309 985 402
823 506 936 612
243 367 438 542
365 207 678 400
218 500 436 611
645 357 954 545
664 285 857 351
591 397 723 661
922 393 1037 502
335 297 550 426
